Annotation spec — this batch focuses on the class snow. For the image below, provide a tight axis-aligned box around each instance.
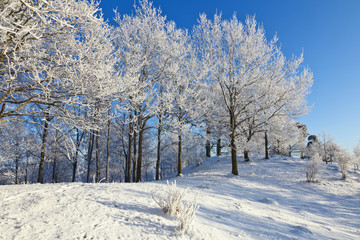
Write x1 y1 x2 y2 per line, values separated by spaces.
1 156 359 239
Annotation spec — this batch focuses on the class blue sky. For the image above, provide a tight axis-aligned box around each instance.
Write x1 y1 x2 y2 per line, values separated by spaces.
98 0 360 151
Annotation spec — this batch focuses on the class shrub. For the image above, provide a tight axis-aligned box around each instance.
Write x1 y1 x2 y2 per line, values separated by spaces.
335 148 353 180
306 153 322 182
151 181 199 234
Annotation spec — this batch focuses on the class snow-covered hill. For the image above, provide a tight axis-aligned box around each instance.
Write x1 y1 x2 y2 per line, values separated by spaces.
1 156 359 239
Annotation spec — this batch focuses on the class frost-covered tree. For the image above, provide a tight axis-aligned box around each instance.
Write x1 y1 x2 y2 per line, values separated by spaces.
194 14 312 173
353 141 360 170
0 0 114 124
267 117 299 157
305 153 322 182
113 0 186 181
335 147 353 180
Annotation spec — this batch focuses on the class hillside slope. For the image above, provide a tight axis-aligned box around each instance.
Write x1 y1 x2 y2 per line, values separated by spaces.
0 156 359 239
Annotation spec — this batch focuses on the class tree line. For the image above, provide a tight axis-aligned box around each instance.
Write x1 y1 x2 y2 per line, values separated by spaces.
0 0 313 184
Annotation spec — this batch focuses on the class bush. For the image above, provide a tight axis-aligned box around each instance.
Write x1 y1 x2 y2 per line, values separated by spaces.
176 197 199 234
335 148 352 180
306 154 322 182
151 181 199 234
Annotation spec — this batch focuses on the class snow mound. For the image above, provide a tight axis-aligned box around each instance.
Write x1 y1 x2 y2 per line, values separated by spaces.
0 155 359 239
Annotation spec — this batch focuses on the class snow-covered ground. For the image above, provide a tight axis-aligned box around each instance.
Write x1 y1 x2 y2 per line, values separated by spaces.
0 155 359 239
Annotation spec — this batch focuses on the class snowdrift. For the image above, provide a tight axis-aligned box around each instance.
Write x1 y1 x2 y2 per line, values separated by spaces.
1 156 359 239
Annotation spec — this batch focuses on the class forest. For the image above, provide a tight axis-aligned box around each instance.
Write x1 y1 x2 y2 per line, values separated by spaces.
1 0 358 186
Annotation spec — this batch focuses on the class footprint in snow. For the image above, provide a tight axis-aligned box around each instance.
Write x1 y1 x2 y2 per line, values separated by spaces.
289 225 312 235
258 198 278 205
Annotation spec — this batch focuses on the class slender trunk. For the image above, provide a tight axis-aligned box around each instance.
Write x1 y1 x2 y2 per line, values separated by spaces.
72 128 80 182
206 127 211 158
52 151 58 183
230 112 238 175
15 158 19 184
25 154 29 184
217 138 222 156
265 131 269 159
288 145 292 157
156 116 161 180
95 131 100 183
72 148 79 182
126 121 132 183
177 127 182 176
38 109 50 183
72 161 77 182
106 117 111 183
244 129 251 162
132 130 137 182
86 130 95 183
136 127 143 182
244 150 250 162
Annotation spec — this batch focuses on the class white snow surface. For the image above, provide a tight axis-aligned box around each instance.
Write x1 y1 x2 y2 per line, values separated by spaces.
1 156 359 240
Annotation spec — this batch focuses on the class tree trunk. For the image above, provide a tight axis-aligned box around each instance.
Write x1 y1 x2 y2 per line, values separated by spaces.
217 138 222 156
106 117 111 183
206 127 211 158
72 128 80 182
86 130 95 183
132 130 137 182
72 161 77 182
136 128 143 182
177 125 183 176
126 121 132 183
52 151 58 183
230 112 238 175
244 150 250 162
38 109 50 183
15 158 19 184
288 145 292 157
95 131 100 183
25 154 29 184
156 116 161 180
265 131 269 159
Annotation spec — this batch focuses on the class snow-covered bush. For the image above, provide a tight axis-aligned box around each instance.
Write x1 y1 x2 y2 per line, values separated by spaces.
152 181 185 216
305 154 322 182
151 181 199 234
353 142 360 170
176 197 199 235
335 148 353 180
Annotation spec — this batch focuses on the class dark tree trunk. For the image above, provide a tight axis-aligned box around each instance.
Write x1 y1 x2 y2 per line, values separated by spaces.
177 127 182 176
217 138 222 156
132 130 137 182
106 117 111 183
15 158 19 184
86 130 95 183
230 112 238 175
244 150 250 162
72 161 77 182
95 131 100 183
136 128 143 182
25 154 29 184
72 128 80 182
265 131 269 159
126 121 132 183
206 127 211 158
38 109 50 183
156 116 162 180
288 145 292 157
244 128 252 162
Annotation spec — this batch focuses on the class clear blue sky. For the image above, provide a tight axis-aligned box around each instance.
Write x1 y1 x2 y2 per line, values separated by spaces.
98 0 360 151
